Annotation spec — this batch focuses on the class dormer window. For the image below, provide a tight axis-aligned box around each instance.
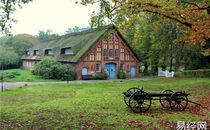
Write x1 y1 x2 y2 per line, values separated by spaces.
26 51 30 56
45 49 54 55
33 50 40 55
61 47 73 55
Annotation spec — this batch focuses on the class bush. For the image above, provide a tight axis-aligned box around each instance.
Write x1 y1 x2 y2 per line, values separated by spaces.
117 72 126 79
0 71 20 80
174 69 210 78
32 58 75 80
94 73 106 80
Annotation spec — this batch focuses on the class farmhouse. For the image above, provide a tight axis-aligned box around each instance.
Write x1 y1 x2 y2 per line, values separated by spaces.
22 25 140 79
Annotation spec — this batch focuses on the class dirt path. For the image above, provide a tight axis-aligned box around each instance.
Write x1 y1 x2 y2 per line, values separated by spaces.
0 78 156 92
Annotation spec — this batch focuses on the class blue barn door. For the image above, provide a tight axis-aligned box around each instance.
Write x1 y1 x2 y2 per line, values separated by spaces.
105 63 116 79
82 68 88 75
131 66 135 78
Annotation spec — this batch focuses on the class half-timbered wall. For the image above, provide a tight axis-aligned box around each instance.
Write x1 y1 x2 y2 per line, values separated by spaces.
76 30 139 79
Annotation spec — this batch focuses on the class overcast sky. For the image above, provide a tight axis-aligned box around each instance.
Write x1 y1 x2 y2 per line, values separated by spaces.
10 0 99 35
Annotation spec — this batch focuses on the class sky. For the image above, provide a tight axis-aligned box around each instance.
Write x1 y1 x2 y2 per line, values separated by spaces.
10 0 99 36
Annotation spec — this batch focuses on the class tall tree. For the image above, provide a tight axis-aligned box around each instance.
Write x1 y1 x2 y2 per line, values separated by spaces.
80 0 210 55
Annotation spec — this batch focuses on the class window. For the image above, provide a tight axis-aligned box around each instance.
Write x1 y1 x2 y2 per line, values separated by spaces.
120 64 124 72
33 50 39 55
96 52 101 60
26 51 30 56
115 49 119 57
109 49 113 57
61 47 73 55
104 49 108 57
126 54 130 60
65 48 73 55
115 44 118 49
96 47 101 60
104 44 107 49
97 47 101 52
110 33 114 38
96 64 101 72
120 48 124 60
45 49 54 55
90 53 94 61
120 48 124 53
120 53 124 60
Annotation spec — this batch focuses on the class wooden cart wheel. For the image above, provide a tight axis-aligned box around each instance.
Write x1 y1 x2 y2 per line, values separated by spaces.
160 90 174 108
169 92 188 111
129 91 151 113
124 87 141 107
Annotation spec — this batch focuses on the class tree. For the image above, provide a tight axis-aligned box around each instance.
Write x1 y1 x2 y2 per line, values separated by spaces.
0 47 19 69
0 0 33 34
64 26 90 34
126 14 205 72
80 0 210 55
1 34 38 57
12 34 39 56
36 29 59 41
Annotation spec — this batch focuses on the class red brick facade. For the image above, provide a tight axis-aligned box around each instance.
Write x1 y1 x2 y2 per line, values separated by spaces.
75 30 139 79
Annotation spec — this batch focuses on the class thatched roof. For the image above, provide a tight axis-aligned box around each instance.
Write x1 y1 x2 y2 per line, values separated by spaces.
22 25 140 62
22 26 109 62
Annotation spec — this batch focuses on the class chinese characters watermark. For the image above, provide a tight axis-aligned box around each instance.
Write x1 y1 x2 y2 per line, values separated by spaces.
177 121 207 130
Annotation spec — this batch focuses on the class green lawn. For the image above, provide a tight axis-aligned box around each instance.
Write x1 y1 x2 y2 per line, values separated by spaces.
2 69 60 82
0 78 209 129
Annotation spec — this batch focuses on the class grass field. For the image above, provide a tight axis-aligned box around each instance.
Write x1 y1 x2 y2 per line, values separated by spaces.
0 78 209 129
2 69 60 82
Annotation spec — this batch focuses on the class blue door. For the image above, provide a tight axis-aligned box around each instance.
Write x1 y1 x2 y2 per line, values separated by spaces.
131 66 135 78
82 68 88 75
105 63 116 79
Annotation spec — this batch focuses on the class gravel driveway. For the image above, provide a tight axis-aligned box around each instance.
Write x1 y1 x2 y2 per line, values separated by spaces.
0 78 156 92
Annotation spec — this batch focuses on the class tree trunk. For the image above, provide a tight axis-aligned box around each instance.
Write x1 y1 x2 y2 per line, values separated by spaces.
144 63 148 74
169 43 173 72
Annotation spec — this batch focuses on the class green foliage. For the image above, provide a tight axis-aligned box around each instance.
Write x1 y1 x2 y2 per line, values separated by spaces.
3 69 60 82
117 72 126 79
175 69 210 78
12 34 39 56
36 29 59 41
0 71 20 80
93 73 107 80
65 26 90 34
0 34 38 69
0 48 20 69
32 58 75 80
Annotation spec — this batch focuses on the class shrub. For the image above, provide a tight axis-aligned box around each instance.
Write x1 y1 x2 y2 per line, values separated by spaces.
117 72 126 79
32 58 75 80
174 69 210 78
138 73 144 78
0 71 20 80
94 73 106 80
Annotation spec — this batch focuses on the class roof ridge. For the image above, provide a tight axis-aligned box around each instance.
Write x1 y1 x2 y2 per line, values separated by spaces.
39 25 110 42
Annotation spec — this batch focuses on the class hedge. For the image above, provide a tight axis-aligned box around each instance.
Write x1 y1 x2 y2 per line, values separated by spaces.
175 69 210 78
